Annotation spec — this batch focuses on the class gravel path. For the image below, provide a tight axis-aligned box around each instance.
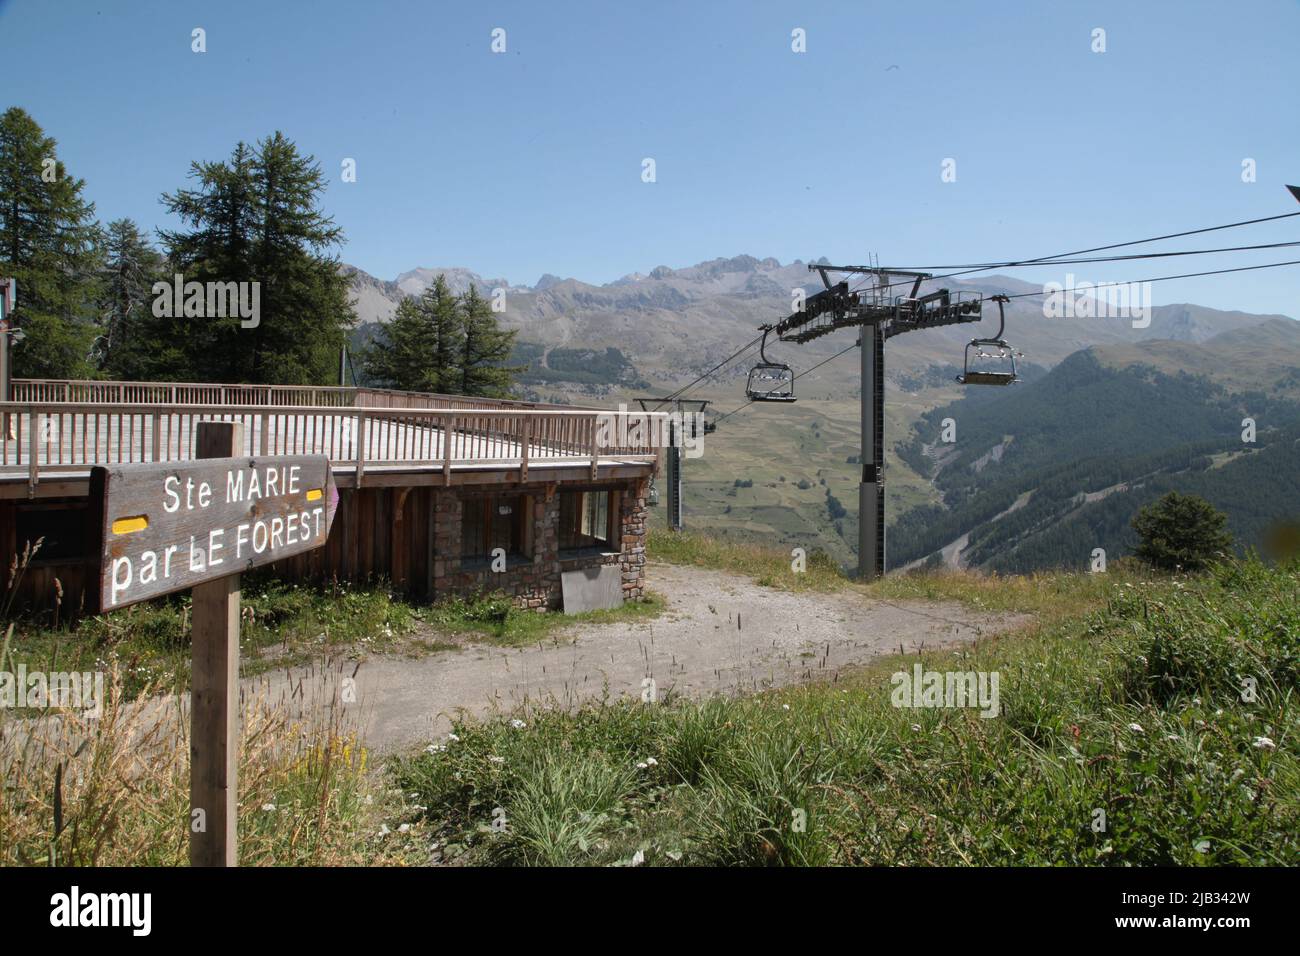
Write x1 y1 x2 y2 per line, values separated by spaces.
261 563 1030 753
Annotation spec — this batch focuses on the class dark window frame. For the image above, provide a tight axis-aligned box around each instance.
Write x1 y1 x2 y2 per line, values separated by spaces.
558 487 620 554
459 493 532 564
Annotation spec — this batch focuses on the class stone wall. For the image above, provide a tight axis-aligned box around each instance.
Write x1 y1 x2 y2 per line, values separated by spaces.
433 477 648 610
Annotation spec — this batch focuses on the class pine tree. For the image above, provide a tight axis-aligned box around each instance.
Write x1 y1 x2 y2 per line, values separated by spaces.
0 107 101 379
458 284 519 397
158 132 354 384
363 296 436 391
93 218 166 379
427 276 463 394
1131 491 1233 572
363 275 463 393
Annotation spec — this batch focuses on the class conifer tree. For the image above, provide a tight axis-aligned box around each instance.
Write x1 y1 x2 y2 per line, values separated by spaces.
363 296 437 391
93 218 166 379
458 284 519 397
158 132 354 384
363 275 463 393
1131 491 1233 572
0 107 101 378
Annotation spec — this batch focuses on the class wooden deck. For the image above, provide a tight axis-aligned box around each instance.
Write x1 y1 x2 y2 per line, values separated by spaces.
0 386 664 497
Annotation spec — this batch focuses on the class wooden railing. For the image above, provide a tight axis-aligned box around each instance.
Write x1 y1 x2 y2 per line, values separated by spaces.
11 379 590 412
0 401 665 490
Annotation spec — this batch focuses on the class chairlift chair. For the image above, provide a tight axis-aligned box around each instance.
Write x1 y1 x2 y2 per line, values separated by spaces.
956 294 1021 386
746 327 797 402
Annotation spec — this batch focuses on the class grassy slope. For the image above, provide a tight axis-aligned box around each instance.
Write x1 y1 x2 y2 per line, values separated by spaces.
393 534 1299 866
653 385 951 569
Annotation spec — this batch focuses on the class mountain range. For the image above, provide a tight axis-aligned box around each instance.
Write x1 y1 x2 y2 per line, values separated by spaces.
342 256 1299 572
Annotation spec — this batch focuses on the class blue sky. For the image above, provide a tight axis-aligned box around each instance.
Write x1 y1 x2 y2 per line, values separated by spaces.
3 0 1298 315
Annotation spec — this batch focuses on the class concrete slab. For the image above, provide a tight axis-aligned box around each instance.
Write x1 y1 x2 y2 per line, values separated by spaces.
561 564 623 613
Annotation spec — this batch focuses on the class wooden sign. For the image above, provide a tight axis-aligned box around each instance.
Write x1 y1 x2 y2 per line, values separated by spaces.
90 455 338 612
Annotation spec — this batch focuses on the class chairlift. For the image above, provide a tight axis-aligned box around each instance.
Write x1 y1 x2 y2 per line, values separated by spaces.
746 327 797 402
956 294 1021 386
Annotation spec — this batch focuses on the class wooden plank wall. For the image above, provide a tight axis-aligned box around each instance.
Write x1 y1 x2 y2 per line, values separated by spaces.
266 486 436 598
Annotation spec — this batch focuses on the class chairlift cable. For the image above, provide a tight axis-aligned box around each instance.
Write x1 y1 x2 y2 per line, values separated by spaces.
985 257 1300 299
647 334 765 410
842 208 1300 296
881 238 1300 272
716 339 860 425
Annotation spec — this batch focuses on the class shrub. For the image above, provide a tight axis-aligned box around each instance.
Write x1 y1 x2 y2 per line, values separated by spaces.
1131 491 1233 571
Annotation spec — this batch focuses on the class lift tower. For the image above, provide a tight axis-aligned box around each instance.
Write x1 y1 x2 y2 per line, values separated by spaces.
759 266 987 578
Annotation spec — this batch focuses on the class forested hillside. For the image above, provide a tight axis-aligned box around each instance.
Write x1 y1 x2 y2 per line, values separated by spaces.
891 348 1300 571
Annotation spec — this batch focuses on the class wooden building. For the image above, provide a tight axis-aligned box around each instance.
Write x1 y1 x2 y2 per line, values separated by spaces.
0 380 664 618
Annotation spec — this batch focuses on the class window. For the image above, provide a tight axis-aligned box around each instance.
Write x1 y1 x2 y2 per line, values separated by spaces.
15 504 87 564
461 495 527 562
559 490 614 552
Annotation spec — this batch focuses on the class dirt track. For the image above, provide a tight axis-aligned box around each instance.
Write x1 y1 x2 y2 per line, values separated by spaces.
262 563 1030 753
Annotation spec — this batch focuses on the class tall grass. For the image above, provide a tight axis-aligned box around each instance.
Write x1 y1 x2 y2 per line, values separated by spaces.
395 557 1300 866
0 666 416 866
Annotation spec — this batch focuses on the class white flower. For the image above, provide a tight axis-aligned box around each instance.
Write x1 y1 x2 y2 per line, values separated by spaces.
425 744 446 754
511 719 527 729
398 823 411 833
1128 722 1144 733
646 757 658 767
630 849 645 867
447 733 460 742
782 704 790 711
488 755 505 764
636 762 648 770
1252 736 1276 751
910 724 922 732
261 803 277 812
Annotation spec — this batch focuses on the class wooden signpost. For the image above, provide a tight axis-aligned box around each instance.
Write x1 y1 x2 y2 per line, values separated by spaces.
89 422 338 866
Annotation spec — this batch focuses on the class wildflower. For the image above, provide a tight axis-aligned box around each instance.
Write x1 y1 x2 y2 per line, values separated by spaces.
447 733 460 742
511 719 527 729
261 803 277 812
1128 722 1144 733
1252 736 1276 751
911 724 922 732
782 704 790 711
425 744 446 754
646 757 658 767
637 762 648 770
398 823 411 833
488 755 505 764
630 849 645 867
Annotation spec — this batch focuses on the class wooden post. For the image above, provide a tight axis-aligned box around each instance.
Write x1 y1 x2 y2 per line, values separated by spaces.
190 421 242 867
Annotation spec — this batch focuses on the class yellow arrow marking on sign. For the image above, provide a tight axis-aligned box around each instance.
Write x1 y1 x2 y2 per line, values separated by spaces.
112 515 149 535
